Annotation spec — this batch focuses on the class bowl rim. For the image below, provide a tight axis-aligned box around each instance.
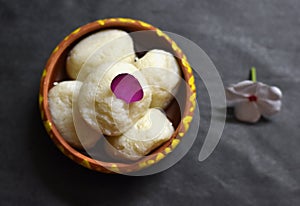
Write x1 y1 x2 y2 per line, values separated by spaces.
39 18 196 174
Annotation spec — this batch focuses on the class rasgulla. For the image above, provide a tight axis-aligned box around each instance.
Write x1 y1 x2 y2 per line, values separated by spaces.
106 108 174 161
77 62 152 136
134 49 181 109
66 29 135 80
48 81 101 149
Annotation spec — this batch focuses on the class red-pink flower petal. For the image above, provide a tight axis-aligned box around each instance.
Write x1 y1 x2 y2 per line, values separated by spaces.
111 73 144 103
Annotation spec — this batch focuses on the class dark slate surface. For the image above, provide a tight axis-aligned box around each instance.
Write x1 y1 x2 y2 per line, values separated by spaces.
1 0 300 205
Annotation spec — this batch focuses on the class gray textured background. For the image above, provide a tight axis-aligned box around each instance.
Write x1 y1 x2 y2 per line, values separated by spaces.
1 0 300 205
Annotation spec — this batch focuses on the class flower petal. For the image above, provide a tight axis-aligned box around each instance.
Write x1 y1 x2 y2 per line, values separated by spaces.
111 73 144 103
226 80 257 106
234 101 261 123
257 99 282 116
256 83 282 101
270 86 283 100
231 80 257 96
226 88 247 106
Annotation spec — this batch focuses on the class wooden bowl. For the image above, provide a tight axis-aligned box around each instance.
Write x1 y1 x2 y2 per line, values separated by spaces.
39 18 196 173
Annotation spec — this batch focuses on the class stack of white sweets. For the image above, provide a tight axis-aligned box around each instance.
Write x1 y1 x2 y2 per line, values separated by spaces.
48 29 181 160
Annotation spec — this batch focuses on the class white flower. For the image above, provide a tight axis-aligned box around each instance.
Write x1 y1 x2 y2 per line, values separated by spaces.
226 80 282 123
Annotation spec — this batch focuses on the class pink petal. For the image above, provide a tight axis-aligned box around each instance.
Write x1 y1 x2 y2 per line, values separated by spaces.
270 86 283 100
235 101 261 123
231 80 257 96
226 88 247 106
111 73 144 104
257 99 282 116
255 83 282 101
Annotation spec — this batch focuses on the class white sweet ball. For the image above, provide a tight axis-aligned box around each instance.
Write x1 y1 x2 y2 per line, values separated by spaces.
134 49 181 108
66 29 135 80
106 108 174 161
48 81 100 149
78 62 152 136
